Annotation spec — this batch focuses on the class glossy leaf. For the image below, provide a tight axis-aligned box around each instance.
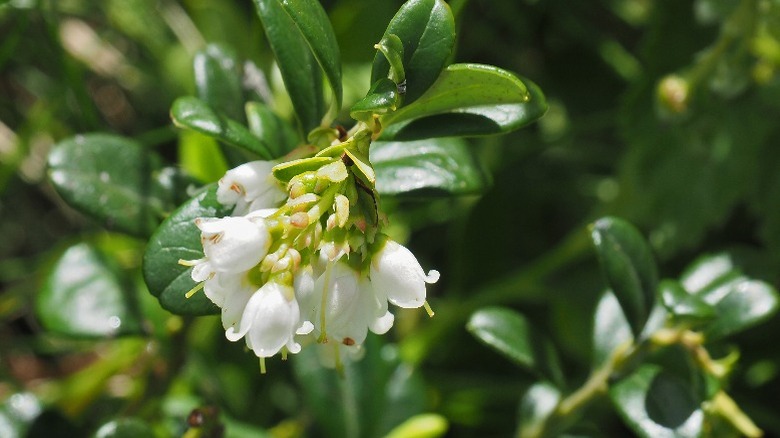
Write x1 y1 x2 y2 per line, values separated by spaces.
371 0 455 105
245 101 300 158
590 216 658 336
381 73 547 140
93 418 155 438
370 138 489 197
350 78 401 122
194 44 244 121
253 0 327 132
467 307 564 384
171 96 273 159
697 276 779 339
0 393 42 438
610 364 704 438
272 156 333 183
660 280 716 324
382 64 528 126
38 243 143 337
143 185 232 315
48 133 172 237
518 382 562 438
375 34 406 84
592 291 633 368
679 252 739 294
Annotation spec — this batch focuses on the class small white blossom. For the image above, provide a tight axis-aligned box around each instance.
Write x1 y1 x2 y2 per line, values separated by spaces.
370 238 439 309
217 160 285 215
194 215 272 276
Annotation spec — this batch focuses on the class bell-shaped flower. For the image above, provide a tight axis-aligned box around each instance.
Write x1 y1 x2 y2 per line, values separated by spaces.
225 280 312 358
195 215 271 275
202 271 255 333
217 160 286 215
370 237 439 309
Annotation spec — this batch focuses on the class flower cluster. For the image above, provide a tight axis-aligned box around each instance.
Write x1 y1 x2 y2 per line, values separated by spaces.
181 140 439 372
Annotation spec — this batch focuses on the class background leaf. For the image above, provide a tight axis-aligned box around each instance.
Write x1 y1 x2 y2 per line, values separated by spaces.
696 277 778 340
37 243 143 337
48 134 173 237
518 381 562 438
93 418 155 438
371 138 489 197
467 307 564 385
590 217 659 337
371 0 455 105
592 290 633 369
143 185 232 315
245 101 300 159
193 44 245 122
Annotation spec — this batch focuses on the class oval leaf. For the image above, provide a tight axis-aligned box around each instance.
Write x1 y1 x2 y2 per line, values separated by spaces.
518 382 562 438
660 280 716 325
592 290 634 369
679 252 740 294
48 134 168 237
381 72 546 140
171 96 273 159
245 101 300 158
143 185 232 315
370 138 489 197
194 44 245 122
351 78 401 122
590 216 658 337
272 156 333 183
371 0 455 105
467 307 563 384
609 365 704 438
253 0 327 133
697 276 779 339
38 243 143 337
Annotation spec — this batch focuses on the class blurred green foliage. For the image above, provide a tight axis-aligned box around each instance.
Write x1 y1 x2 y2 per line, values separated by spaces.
2 0 780 436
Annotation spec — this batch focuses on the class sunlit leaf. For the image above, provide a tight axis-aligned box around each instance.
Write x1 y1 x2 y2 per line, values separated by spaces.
592 290 633 368
518 381 561 438
194 44 245 121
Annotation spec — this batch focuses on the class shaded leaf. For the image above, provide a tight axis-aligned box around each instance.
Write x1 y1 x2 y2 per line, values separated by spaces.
371 0 455 105
590 216 658 336
381 72 546 140
609 364 704 438
245 101 300 158
660 280 716 324
370 138 489 197
93 418 155 438
467 307 564 384
171 97 273 159
194 43 245 121
48 134 171 237
38 243 143 337
143 185 232 315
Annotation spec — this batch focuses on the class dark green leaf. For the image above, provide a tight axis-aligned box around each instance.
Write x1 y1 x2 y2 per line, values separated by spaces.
371 0 455 104
171 97 273 159
381 72 547 140
48 133 170 237
660 280 716 324
467 307 564 384
93 418 155 438
350 78 401 122
194 44 245 121
370 138 489 197
255 0 342 110
253 0 326 133
590 216 658 336
679 253 740 294
592 291 633 368
609 364 704 438
518 382 562 438
245 101 300 158
38 243 143 337
143 185 232 315
697 276 779 339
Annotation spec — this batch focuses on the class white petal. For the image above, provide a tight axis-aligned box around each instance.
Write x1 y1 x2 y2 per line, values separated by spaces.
198 216 271 273
243 282 301 358
314 262 372 345
371 239 437 308
369 311 394 335
190 259 214 282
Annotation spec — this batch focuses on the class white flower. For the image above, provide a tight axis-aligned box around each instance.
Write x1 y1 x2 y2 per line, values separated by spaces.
225 281 313 358
193 215 271 278
370 238 439 308
217 160 286 215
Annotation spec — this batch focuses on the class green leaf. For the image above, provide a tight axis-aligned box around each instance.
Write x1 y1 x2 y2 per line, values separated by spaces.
178 130 230 183
370 138 489 197
48 134 187 237
171 97 273 159
592 291 633 368
93 418 155 438
371 0 455 105
143 185 232 315
375 34 406 84
590 216 658 337
272 156 333 183
385 414 448 438
381 70 546 140
660 280 716 325
193 44 245 122
679 252 740 294
696 276 779 339
467 307 564 385
350 78 401 122
0 393 42 438
609 364 704 438
37 243 143 337
253 0 329 132
245 101 300 158
518 382 562 438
